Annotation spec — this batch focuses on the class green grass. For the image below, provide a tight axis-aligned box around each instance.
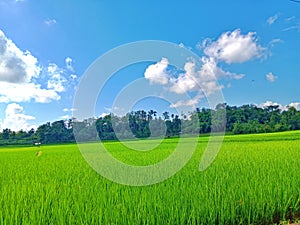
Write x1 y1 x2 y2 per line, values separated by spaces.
0 131 300 224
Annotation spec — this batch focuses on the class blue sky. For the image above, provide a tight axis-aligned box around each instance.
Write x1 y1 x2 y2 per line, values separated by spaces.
0 0 300 131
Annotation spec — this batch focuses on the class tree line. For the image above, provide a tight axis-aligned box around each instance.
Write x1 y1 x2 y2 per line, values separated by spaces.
1 103 300 145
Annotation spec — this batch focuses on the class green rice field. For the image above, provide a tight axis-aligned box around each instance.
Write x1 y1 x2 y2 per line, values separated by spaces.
0 131 300 224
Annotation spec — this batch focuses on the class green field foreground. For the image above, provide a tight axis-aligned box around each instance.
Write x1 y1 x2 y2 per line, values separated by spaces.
0 131 300 225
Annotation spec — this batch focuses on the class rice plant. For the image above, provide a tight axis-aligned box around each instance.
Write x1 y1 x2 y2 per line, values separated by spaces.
0 131 299 224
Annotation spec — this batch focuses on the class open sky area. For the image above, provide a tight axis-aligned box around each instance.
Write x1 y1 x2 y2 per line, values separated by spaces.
0 0 299 131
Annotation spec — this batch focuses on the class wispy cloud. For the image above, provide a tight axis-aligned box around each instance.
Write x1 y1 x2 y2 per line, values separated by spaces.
269 38 282 45
282 23 300 32
63 108 77 112
60 115 70 120
267 14 280 25
282 17 300 32
269 38 283 47
285 16 295 22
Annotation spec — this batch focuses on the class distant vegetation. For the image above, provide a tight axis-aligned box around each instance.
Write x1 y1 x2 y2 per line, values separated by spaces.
1 103 300 145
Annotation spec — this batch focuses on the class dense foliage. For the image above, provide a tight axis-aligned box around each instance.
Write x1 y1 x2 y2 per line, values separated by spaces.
1 103 300 145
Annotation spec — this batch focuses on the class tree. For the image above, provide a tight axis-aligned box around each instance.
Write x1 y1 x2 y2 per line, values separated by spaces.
162 112 170 120
2 129 11 140
2 104 300 146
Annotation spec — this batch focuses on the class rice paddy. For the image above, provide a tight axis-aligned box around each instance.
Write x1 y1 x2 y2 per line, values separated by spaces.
0 131 299 224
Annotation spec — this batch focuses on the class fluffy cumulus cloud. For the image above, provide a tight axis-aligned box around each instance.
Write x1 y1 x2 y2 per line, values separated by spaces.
144 57 243 107
143 29 264 107
168 58 241 96
261 100 281 108
266 72 278 82
0 29 67 103
47 63 67 93
0 30 40 83
170 57 244 97
0 103 35 131
144 58 169 85
145 31 265 108
259 101 300 111
203 29 265 64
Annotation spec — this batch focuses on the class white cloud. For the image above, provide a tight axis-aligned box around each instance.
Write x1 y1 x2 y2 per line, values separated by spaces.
65 57 74 72
262 100 280 108
145 57 242 96
47 63 67 92
144 58 169 85
282 20 300 32
169 57 242 96
259 100 285 111
269 38 282 47
0 30 41 83
259 101 300 111
99 112 109 118
170 95 202 108
288 102 300 110
282 16 300 32
169 61 198 94
60 108 76 120
200 57 244 80
63 108 76 112
60 115 70 120
286 16 295 22
143 29 264 107
44 18 57 26
144 57 242 107
0 29 63 103
267 14 279 25
203 29 265 64
0 103 35 131
104 106 126 116
0 82 60 103
266 72 278 82
70 74 77 80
